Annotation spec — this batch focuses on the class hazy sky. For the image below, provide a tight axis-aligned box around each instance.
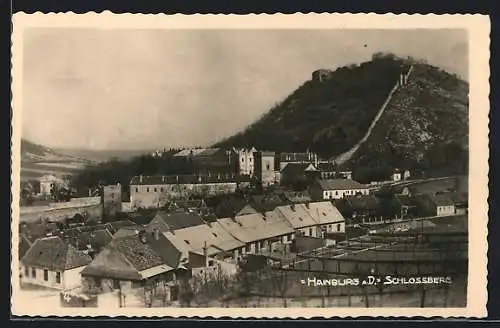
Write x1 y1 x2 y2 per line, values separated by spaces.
22 28 468 150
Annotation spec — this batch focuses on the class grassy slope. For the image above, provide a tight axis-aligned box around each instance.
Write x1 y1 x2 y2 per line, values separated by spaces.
20 139 93 181
214 55 406 159
350 63 468 179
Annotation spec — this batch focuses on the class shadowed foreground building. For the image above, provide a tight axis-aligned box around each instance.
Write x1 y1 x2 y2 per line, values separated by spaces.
80 233 177 294
20 236 92 290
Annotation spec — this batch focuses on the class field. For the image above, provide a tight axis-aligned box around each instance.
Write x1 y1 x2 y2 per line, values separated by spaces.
20 161 87 181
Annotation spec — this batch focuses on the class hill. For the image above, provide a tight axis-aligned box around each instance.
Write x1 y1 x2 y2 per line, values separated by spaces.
20 139 94 181
54 147 154 163
215 52 468 181
350 63 468 181
214 52 410 158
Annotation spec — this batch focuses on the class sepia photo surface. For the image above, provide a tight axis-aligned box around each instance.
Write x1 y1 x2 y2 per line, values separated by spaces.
11 13 490 318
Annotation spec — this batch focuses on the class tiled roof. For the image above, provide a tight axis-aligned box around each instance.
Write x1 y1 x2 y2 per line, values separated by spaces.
303 201 345 225
21 236 92 271
149 211 206 231
20 222 59 243
66 229 113 252
249 194 286 212
109 236 165 271
81 235 173 280
275 204 318 229
130 174 243 185
163 222 245 256
126 212 156 225
19 234 33 260
345 195 381 210
316 162 337 172
257 151 275 156
107 220 137 233
217 212 294 244
213 198 249 218
281 163 317 176
394 195 417 207
316 179 368 190
172 199 207 209
429 194 455 207
454 176 468 194
113 226 141 239
448 192 468 205
283 191 312 203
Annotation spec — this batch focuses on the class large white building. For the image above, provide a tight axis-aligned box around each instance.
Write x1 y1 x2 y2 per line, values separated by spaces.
129 174 250 210
310 179 370 200
233 147 257 176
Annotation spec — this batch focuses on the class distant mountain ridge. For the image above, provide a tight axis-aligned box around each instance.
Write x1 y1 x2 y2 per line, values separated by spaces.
20 139 94 181
54 147 155 162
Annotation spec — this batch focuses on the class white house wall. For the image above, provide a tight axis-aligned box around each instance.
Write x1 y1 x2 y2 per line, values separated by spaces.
437 205 456 216
130 182 238 209
63 266 86 290
322 188 369 200
21 265 86 291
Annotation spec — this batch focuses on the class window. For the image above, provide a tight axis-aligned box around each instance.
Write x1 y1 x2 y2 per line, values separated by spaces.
160 187 164 192
24 267 29 277
154 188 157 192
43 269 48 281
241 158 245 162
337 224 341 232
111 193 114 199
335 191 338 196
266 163 270 170
113 279 120 289
208 260 214 266
56 272 61 284
309 228 313 236
245 245 251 253
249 158 252 162
31 268 36 278
135 187 139 193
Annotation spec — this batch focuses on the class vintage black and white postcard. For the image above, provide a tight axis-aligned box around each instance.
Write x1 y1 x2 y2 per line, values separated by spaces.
11 13 490 318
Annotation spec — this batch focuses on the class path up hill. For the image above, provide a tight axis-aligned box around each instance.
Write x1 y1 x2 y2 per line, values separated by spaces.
350 63 468 181
214 53 408 158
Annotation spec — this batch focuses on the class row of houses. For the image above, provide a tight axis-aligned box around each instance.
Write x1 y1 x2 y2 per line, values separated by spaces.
162 147 364 186
335 190 468 224
19 201 346 293
129 171 371 210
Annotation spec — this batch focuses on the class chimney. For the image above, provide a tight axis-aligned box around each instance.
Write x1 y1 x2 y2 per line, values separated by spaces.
203 241 208 267
88 188 92 197
139 175 144 183
176 175 179 183
153 228 160 241
162 176 165 183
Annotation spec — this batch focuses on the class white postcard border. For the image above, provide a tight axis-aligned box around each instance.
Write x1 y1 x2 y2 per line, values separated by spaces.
10 12 490 318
